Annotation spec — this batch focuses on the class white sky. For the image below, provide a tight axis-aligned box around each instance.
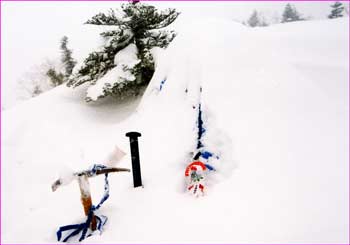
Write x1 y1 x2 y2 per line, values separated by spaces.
1 1 346 108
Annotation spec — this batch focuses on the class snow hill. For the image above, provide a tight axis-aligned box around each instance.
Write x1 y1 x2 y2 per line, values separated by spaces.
2 17 349 243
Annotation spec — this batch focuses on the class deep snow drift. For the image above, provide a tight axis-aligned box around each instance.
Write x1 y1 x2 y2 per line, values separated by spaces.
2 17 349 243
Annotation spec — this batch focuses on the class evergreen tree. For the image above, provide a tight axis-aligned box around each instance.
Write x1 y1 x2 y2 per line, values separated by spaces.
281 3 303 23
32 85 42 97
18 59 61 99
45 36 76 88
67 1 180 102
47 68 65 87
247 10 260 27
328 2 345 19
247 10 269 27
60 36 77 77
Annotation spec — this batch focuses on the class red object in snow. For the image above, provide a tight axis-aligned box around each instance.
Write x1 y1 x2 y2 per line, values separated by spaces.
185 161 207 176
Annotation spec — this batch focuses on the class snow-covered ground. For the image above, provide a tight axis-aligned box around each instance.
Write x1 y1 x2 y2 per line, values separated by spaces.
2 17 349 243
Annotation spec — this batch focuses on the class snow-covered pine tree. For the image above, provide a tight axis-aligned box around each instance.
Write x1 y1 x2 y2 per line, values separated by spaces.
247 10 268 27
247 10 260 27
67 1 180 102
281 3 303 23
328 2 345 19
60 36 77 78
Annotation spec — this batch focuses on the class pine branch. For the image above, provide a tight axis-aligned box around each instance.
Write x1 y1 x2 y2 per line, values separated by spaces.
68 32 133 88
147 9 180 30
142 30 176 49
85 9 127 26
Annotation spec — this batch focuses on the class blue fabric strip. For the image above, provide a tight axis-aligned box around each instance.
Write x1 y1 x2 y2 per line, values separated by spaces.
159 78 167 91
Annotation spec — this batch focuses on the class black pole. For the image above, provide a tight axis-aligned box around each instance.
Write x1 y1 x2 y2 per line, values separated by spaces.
125 132 143 188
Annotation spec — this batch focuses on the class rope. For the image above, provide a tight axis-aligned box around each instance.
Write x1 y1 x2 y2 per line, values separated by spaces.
56 164 109 243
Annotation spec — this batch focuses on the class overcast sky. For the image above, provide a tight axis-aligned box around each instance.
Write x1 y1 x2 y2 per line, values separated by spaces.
1 1 347 108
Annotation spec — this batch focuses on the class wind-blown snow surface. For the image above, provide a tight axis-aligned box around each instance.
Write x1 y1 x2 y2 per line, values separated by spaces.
2 18 349 243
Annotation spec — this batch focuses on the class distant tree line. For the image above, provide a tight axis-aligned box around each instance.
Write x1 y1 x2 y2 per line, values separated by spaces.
328 2 347 19
246 2 348 27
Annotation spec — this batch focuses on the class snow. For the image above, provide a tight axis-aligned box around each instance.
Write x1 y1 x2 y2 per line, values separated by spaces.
113 43 139 67
103 145 126 168
2 17 349 243
56 166 75 188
